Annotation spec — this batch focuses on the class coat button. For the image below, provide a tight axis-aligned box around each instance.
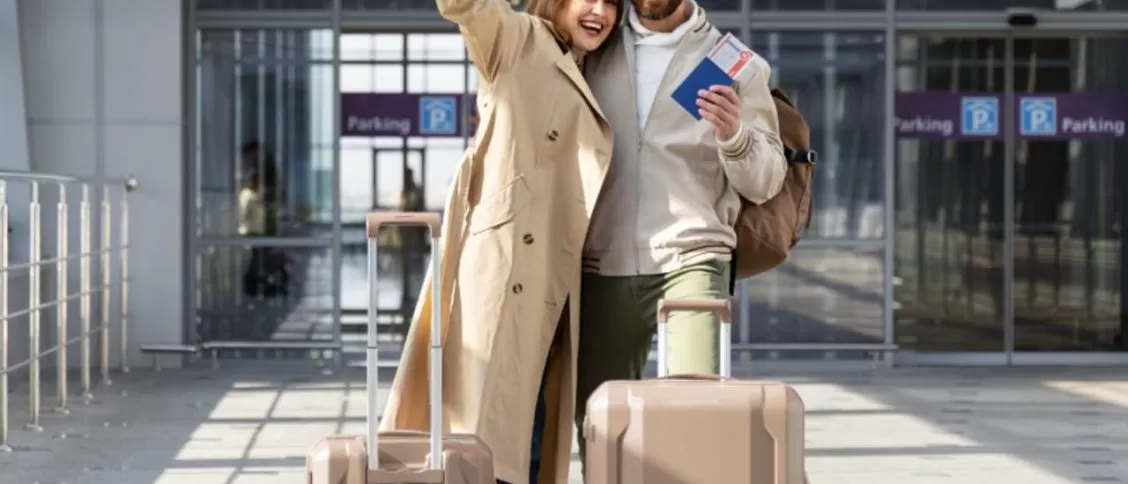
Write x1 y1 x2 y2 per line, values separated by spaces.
512 283 523 294
547 130 559 141
522 233 534 244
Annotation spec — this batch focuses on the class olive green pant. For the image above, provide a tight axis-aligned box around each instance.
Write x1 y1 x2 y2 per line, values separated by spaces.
572 260 731 466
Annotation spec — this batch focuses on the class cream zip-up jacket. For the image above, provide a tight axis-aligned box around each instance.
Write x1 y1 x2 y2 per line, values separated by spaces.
583 7 787 276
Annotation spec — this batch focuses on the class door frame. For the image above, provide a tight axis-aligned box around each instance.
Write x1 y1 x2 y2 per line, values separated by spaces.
894 25 1128 366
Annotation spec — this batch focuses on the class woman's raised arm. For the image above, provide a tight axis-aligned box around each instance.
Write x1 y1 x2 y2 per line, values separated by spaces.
436 0 531 82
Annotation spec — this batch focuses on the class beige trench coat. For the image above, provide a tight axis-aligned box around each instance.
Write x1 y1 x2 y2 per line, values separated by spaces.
378 1 612 483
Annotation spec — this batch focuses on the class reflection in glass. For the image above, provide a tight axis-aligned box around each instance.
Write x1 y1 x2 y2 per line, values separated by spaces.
898 0 1128 10
195 29 336 238
337 32 471 340
751 0 884 10
196 245 333 343
739 248 885 347
1010 37 1128 351
894 36 1007 351
894 35 1128 352
197 0 329 9
752 31 886 240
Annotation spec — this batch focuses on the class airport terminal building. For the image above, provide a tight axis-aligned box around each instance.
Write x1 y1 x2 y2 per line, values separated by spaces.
2 0 1128 373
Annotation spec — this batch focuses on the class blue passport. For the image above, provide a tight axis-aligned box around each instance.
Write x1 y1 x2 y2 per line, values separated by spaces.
671 57 735 120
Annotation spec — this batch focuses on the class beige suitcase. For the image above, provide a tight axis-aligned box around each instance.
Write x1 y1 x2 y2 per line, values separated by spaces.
582 299 808 484
307 212 495 484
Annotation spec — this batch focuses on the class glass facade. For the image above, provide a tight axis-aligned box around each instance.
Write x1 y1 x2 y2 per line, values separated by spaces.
894 33 1128 353
897 0 1128 10
189 0 1128 364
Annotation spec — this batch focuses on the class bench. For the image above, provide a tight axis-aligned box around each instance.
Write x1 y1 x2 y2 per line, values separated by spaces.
200 341 343 368
139 344 201 371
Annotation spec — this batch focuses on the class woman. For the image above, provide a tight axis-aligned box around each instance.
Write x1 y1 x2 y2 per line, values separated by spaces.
379 0 622 483
239 171 289 300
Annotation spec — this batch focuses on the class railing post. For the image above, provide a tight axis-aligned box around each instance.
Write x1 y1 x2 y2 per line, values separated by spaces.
119 185 129 374
99 186 112 386
54 183 69 414
79 185 92 400
27 182 43 432
0 181 11 452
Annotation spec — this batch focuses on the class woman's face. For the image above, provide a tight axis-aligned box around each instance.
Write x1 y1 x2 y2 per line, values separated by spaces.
554 0 619 53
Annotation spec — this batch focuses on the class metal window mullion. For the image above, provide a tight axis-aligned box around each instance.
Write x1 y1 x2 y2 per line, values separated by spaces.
1002 34 1016 364
196 10 331 29
274 30 286 224
184 0 201 354
822 32 839 238
330 0 344 363
748 12 888 31
881 0 896 367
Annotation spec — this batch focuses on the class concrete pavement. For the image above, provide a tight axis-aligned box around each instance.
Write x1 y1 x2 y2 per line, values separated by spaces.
2 362 1128 483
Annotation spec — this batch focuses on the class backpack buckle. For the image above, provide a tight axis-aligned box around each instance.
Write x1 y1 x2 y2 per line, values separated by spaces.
788 149 817 165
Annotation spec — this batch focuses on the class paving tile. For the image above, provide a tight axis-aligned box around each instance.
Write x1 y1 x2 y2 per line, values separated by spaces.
3 363 1128 484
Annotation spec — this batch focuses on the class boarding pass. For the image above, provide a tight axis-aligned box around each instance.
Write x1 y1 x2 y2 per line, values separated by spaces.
707 33 756 78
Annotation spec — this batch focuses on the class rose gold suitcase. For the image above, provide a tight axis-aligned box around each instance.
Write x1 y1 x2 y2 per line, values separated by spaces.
582 299 808 484
306 212 495 484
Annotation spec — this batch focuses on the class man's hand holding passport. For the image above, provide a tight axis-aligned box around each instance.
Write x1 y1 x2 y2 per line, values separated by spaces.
671 33 757 141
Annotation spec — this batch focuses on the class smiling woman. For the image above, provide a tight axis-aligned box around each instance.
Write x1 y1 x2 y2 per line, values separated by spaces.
373 0 624 482
525 0 623 52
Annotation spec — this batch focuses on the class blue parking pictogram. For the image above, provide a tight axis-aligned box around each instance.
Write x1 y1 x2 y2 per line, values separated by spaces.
961 97 999 136
419 96 457 135
1020 97 1057 136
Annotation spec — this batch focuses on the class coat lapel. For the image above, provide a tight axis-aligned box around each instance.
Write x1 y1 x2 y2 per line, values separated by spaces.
555 54 607 123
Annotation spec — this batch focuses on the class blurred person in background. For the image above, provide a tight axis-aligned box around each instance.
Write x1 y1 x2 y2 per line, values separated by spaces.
397 167 428 294
378 0 623 482
237 170 266 238
239 153 290 299
240 141 281 235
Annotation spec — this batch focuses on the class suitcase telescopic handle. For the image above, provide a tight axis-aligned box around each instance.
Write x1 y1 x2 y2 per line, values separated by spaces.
655 298 733 379
365 211 444 472
367 212 443 238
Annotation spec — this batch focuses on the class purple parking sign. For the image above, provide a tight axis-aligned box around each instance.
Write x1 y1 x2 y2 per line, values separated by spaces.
340 93 479 137
895 92 1128 140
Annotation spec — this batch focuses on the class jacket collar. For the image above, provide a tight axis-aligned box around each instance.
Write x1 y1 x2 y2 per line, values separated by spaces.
626 2 711 40
628 1 704 45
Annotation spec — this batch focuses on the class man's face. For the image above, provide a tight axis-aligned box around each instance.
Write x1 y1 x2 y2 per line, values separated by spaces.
631 0 682 20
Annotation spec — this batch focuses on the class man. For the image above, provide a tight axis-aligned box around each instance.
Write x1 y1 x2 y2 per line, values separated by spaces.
575 0 787 460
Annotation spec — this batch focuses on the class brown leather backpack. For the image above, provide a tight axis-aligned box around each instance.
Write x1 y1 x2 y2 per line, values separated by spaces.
732 89 816 279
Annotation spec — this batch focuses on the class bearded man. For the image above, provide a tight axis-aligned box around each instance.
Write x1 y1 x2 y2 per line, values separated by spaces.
574 0 789 469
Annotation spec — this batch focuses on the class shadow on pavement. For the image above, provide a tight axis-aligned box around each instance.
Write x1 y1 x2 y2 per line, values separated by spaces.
3 364 1128 483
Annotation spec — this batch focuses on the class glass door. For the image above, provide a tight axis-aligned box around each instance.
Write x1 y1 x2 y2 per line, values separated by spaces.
893 34 1010 354
895 31 1128 362
1009 34 1128 353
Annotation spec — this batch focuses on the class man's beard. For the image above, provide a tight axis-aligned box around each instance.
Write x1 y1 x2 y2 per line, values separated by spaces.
632 0 683 21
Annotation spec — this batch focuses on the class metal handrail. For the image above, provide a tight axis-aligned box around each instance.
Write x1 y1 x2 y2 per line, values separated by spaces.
0 173 138 452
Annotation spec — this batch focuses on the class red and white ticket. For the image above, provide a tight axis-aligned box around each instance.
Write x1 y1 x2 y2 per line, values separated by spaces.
708 32 756 78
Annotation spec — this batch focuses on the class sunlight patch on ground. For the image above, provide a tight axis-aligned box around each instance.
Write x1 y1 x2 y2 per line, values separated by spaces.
1044 380 1128 409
